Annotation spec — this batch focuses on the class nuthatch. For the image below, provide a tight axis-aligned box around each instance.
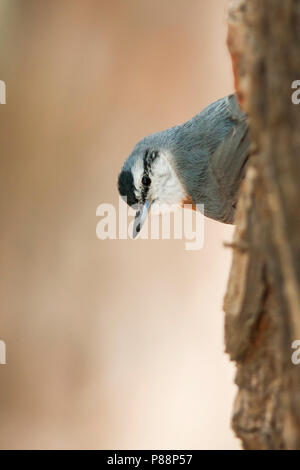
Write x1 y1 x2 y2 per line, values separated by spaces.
118 94 249 238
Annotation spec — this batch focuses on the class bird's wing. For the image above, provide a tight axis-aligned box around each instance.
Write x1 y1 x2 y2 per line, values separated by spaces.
205 96 250 223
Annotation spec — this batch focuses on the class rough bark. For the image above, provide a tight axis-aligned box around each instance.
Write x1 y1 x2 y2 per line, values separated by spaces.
224 0 300 450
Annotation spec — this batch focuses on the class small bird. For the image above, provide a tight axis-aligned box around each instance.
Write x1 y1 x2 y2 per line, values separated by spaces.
118 94 249 238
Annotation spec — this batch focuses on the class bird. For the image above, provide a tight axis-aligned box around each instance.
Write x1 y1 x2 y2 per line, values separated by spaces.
118 94 249 238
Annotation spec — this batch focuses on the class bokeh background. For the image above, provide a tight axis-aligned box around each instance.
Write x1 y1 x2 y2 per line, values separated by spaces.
0 0 240 449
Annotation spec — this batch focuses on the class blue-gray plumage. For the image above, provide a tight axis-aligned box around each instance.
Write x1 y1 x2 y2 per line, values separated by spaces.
118 94 249 237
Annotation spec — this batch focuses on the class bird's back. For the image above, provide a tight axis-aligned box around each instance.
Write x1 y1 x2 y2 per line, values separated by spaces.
171 94 249 223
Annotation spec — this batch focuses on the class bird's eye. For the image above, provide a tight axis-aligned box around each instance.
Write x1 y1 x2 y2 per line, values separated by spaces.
142 175 151 187
151 151 157 160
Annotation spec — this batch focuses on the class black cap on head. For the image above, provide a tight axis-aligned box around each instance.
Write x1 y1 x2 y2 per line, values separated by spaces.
118 171 138 206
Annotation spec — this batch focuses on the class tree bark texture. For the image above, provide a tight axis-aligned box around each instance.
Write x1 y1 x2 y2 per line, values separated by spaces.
224 0 300 450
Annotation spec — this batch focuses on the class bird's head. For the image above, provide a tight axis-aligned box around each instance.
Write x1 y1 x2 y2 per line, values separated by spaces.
118 134 186 238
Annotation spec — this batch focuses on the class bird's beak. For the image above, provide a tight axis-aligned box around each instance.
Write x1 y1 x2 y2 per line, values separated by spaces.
133 200 151 239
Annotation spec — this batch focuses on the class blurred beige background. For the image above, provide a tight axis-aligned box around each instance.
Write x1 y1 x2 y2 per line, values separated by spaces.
0 0 240 449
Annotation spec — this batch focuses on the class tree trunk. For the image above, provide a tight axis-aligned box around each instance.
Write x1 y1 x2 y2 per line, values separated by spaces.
224 0 300 450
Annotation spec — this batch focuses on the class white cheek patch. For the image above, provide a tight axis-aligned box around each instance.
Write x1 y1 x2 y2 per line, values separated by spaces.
131 158 144 200
150 151 186 205
130 150 187 206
